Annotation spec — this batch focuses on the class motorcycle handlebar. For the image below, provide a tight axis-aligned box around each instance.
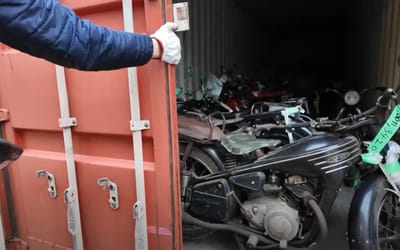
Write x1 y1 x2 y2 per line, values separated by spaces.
243 110 282 121
254 107 377 132
251 88 396 134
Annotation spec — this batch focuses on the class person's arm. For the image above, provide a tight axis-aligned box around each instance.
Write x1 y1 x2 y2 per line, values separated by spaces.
0 0 161 70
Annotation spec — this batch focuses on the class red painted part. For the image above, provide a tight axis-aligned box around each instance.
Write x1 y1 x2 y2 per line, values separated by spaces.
248 90 288 100
0 0 181 249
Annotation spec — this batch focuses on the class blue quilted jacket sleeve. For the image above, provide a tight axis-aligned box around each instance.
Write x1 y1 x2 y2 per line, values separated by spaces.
0 0 153 70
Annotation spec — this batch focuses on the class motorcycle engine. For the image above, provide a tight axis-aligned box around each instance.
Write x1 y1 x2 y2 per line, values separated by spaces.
242 194 300 242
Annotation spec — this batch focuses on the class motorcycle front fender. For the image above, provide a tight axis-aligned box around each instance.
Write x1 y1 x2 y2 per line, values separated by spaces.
347 170 386 250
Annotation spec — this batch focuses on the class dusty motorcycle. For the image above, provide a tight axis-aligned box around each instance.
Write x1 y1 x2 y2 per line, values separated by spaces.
348 89 400 250
178 87 397 249
314 86 386 120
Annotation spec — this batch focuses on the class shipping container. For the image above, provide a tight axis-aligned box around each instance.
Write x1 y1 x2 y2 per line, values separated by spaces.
0 0 181 250
0 0 397 250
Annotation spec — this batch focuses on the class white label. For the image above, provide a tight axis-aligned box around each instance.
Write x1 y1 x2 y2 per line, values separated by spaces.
173 2 190 31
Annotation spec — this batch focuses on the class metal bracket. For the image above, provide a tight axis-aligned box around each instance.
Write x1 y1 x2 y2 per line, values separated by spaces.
97 178 119 210
130 120 150 131
59 117 77 128
36 169 57 198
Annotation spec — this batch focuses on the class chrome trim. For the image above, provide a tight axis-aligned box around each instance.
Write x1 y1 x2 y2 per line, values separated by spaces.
325 165 350 174
309 140 358 162
321 152 361 170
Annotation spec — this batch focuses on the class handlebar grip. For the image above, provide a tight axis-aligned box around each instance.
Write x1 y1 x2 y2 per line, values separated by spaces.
377 88 397 108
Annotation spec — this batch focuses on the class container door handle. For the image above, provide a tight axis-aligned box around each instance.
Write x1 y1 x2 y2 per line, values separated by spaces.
97 178 119 210
36 169 57 198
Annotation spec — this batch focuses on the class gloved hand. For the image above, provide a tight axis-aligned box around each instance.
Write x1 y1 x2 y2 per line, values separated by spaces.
151 22 181 65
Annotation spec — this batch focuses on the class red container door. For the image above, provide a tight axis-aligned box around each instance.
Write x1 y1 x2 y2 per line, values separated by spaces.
0 0 181 249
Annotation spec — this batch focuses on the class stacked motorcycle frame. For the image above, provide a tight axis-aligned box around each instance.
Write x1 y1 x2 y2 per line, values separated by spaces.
178 78 400 250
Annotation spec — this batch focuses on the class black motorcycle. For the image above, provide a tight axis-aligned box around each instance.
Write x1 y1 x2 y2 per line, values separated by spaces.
314 86 386 120
179 89 399 250
348 89 400 250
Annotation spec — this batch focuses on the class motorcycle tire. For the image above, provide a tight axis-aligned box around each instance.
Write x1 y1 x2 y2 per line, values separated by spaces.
348 174 400 250
179 143 219 241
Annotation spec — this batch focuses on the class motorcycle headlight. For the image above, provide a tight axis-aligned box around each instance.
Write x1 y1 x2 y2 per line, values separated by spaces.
344 90 360 106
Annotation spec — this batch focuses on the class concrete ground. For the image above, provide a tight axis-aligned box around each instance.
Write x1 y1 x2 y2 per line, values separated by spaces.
184 186 353 250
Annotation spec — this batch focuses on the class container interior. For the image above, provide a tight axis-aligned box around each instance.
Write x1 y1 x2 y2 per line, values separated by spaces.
174 0 383 102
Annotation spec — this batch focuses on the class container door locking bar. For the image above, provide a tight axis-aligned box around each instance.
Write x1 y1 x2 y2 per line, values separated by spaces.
121 1 150 249
55 65 84 250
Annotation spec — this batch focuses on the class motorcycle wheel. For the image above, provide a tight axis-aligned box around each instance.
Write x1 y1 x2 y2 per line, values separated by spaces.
375 184 400 250
179 143 219 240
349 177 400 250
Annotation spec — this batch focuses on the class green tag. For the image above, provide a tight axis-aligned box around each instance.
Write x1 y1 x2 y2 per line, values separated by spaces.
361 152 382 164
367 105 400 154
383 161 400 175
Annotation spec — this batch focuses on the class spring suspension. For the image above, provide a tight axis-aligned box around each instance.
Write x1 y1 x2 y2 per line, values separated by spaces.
217 144 238 169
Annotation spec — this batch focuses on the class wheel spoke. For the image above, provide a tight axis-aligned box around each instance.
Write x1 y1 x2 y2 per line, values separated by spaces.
379 235 400 243
378 192 400 250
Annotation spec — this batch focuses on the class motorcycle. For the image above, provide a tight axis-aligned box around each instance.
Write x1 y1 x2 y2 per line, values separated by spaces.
179 103 361 248
348 89 400 250
179 88 399 249
314 86 386 120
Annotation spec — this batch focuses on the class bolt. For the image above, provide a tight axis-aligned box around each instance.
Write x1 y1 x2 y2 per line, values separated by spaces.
252 206 258 214
217 183 223 189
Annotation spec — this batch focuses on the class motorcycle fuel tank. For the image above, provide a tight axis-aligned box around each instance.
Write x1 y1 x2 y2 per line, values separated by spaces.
243 134 362 177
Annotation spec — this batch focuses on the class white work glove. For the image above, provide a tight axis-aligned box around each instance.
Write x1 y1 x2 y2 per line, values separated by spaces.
151 22 181 65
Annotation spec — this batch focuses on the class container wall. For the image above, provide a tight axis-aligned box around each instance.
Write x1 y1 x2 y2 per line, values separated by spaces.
378 0 400 90
174 0 261 98
345 0 383 90
0 0 181 250
175 0 384 100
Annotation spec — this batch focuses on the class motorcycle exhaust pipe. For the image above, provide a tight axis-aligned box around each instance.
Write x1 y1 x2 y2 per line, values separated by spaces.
308 199 328 241
182 212 279 248
289 198 328 248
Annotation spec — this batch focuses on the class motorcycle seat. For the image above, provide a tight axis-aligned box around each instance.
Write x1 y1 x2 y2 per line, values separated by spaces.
178 115 224 141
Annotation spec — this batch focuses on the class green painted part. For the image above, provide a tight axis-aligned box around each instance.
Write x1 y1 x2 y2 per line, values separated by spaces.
176 87 183 96
367 105 400 154
383 161 400 175
284 107 300 115
200 76 207 87
187 67 193 77
353 170 361 188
